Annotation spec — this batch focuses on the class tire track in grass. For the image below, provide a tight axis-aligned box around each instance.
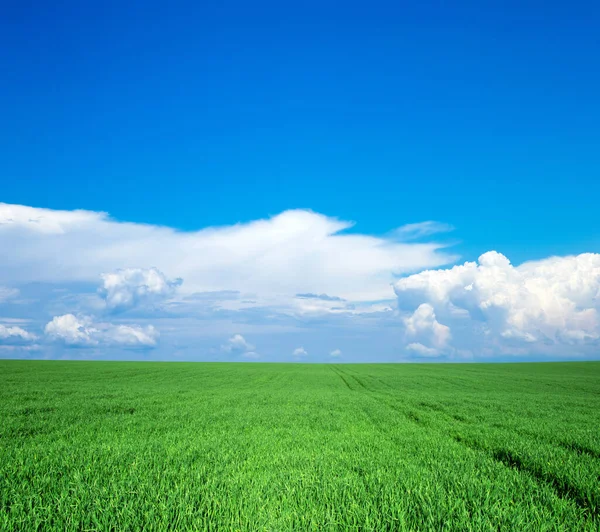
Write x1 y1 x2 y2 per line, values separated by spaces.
356 372 392 390
340 366 395 393
451 434 599 519
477 423 600 463
340 366 432 428
339 368 599 520
338 367 428 428
330 366 429 436
329 366 353 391
350 374 367 390
370 387 600 520
558 441 600 460
335 365 599 521
336 366 367 391
414 399 600 465
357 384 429 428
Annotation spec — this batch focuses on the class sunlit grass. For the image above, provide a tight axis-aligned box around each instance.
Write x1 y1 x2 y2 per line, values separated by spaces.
1 361 599 530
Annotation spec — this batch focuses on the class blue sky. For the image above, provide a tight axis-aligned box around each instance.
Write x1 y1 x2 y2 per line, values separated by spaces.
1 1 600 361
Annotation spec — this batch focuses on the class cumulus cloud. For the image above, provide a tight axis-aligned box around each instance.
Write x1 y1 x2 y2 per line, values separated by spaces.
44 314 98 346
330 349 342 357
402 303 451 355
293 347 308 356
395 251 600 354
0 203 454 304
100 267 182 312
221 334 255 354
405 343 441 357
44 314 158 348
0 324 37 344
105 324 160 347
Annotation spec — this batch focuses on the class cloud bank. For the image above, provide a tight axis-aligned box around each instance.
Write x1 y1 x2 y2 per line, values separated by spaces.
0 203 454 303
1 202 599 361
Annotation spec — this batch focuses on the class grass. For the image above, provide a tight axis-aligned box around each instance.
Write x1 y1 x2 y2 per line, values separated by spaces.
1 361 599 531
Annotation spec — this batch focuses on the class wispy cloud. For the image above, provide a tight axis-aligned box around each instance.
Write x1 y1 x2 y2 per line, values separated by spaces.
296 293 345 302
393 221 454 241
0 287 19 303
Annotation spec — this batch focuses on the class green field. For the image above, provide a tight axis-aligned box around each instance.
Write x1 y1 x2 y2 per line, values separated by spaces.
1 361 599 531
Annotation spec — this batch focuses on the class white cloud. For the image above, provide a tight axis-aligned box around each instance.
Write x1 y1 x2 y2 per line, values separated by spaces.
402 303 451 354
44 314 158 348
296 293 345 301
395 251 600 354
105 324 159 347
44 314 98 346
0 287 19 303
406 343 441 357
0 203 454 304
287 294 393 317
221 334 255 354
100 267 182 312
393 221 454 240
330 348 342 357
0 344 41 353
293 347 308 356
0 318 32 325
0 203 104 234
0 324 37 344
5 202 600 361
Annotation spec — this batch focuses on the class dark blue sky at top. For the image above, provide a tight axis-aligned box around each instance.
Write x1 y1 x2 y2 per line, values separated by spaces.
1 0 599 264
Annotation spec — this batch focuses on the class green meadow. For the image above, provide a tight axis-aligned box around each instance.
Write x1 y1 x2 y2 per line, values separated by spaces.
0 361 599 531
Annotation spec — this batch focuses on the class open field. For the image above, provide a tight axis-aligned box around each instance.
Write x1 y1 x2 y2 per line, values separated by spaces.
1 361 599 531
